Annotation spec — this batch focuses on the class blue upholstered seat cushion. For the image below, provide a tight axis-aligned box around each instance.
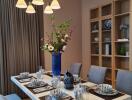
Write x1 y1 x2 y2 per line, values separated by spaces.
116 70 132 95
0 95 7 100
5 94 21 100
88 65 107 84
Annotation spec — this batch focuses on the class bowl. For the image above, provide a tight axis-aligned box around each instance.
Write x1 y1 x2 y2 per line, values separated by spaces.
19 72 29 79
98 84 112 93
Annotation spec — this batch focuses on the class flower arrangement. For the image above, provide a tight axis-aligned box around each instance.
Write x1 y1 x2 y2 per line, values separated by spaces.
42 15 72 53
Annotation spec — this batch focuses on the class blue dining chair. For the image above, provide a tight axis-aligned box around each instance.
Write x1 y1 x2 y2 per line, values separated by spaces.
116 69 132 95
69 63 82 76
0 94 21 100
87 65 107 84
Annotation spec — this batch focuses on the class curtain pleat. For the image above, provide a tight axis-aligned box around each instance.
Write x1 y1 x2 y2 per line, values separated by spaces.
0 0 44 95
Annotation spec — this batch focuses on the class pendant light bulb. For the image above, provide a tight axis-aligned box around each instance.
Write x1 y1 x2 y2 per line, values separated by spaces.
44 5 53 14
32 0 44 5
26 2 36 14
16 0 27 8
51 0 61 9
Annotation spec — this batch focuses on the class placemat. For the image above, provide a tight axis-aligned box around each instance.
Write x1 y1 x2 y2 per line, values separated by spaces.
15 76 35 83
25 84 55 94
89 89 124 100
45 72 64 77
39 93 73 100
74 80 87 85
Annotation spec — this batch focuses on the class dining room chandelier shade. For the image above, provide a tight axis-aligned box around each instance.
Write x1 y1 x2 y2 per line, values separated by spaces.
16 0 27 8
15 0 61 14
26 2 36 14
51 0 61 9
44 5 53 14
32 0 44 5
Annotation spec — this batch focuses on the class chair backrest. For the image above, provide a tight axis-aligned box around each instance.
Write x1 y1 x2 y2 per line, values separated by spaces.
116 69 132 95
69 63 82 76
88 65 107 84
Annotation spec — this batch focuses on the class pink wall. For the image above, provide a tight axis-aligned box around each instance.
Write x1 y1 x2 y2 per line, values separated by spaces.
43 0 82 74
44 0 112 79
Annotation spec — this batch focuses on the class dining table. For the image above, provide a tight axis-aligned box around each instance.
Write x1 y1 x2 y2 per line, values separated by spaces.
11 72 132 100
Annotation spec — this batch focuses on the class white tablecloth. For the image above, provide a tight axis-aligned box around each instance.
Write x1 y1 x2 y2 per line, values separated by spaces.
11 73 131 100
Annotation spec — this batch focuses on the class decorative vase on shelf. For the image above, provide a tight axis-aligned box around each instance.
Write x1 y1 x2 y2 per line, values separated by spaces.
52 52 61 76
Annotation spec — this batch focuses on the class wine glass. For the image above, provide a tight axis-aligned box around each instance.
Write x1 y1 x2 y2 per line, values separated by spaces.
39 66 45 75
80 85 89 100
36 72 42 80
51 76 60 88
74 85 82 100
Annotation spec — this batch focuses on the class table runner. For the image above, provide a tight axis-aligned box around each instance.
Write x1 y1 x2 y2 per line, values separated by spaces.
89 89 124 100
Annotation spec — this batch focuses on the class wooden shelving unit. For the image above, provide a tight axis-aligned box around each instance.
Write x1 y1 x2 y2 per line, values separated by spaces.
90 3 113 85
113 0 132 87
90 0 132 87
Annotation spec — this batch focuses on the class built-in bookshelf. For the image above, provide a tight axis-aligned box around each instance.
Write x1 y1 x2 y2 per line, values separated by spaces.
90 0 132 87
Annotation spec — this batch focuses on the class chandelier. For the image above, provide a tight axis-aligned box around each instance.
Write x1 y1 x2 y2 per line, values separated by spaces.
16 0 61 14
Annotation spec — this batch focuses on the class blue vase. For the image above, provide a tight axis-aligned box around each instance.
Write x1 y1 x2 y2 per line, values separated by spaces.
52 52 61 76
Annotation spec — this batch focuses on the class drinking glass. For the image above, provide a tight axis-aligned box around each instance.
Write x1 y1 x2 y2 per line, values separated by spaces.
39 66 45 75
73 74 81 84
74 85 82 100
80 85 89 100
74 85 89 100
36 72 42 80
51 76 60 88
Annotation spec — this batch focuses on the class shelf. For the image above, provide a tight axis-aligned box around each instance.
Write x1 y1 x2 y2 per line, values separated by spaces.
114 40 129 43
115 12 130 17
91 54 99 56
115 55 129 58
101 15 112 20
115 67 129 71
90 18 99 22
91 30 99 33
102 30 111 32
91 42 99 44
102 55 112 57
102 41 111 43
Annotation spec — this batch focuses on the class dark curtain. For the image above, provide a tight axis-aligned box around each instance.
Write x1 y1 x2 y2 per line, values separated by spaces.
0 0 44 95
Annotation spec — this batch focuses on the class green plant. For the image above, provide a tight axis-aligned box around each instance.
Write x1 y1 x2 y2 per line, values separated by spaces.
41 15 72 53
118 45 126 55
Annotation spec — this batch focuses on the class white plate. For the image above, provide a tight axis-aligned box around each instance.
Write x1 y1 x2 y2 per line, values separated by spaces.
94 89 119 96
27 81 47 88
